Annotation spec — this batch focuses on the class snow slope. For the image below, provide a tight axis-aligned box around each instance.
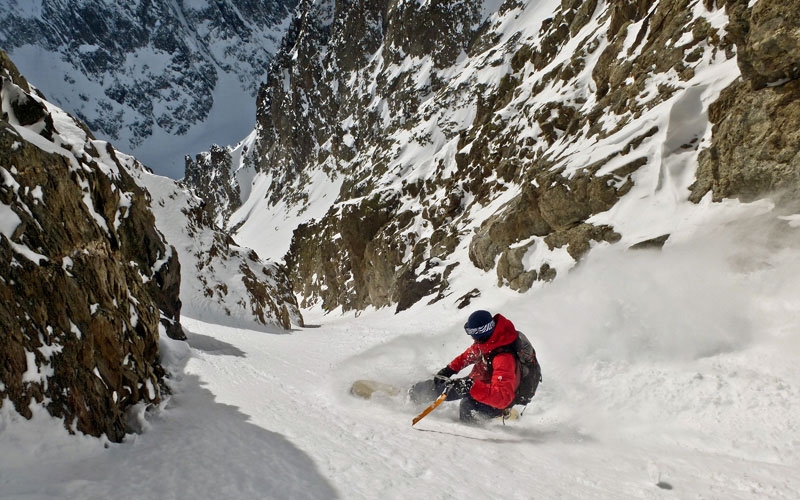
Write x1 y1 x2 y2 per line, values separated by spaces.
2 199 799 499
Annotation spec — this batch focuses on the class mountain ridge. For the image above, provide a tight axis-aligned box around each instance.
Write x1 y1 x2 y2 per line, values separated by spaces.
0 0 299 178
187 0 800 313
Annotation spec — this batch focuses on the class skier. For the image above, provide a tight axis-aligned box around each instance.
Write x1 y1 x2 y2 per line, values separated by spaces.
410 310 521 423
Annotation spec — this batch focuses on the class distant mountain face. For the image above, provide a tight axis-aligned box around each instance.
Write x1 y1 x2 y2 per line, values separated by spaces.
0 0 299 177
187 0 800 314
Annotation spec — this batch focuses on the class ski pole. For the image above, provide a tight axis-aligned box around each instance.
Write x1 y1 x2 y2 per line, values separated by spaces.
412 391 448 426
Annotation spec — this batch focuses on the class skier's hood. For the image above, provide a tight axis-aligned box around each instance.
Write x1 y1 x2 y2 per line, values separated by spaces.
475 314 518 354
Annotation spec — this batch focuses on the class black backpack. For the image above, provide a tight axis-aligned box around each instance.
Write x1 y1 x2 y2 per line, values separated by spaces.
488 331 542 407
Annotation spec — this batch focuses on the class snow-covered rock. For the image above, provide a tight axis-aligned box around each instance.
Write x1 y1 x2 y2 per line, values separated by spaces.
1 50 181 441
188 0 800 314
0 50 302 440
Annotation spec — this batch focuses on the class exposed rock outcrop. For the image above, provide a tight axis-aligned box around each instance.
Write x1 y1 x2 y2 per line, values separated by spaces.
690 0 800 205
138 170 305 330
1 52 182 441
184 145 242 226
189 0 799 314
237 0 723 311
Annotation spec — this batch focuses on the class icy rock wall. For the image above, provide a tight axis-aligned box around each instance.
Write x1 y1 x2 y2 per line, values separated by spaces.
0 51 182 442
190 0 800 313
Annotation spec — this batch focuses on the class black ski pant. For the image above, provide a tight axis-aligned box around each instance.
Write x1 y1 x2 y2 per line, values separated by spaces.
409 378 505 423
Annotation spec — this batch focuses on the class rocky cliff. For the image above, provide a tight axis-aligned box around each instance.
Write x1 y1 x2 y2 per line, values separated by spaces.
0 50 303 441
1 51 182 441
0 0 299 177
134 160 305 331
187 0 800 314
184 144 243 227
690 0 800 205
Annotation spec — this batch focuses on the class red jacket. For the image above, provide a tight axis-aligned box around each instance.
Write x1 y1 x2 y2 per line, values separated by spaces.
446 314 520 409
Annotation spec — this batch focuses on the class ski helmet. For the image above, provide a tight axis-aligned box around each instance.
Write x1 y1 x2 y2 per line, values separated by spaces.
464 310 495 342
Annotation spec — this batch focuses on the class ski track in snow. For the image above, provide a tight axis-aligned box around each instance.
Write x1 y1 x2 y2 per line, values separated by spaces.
175 305 800 500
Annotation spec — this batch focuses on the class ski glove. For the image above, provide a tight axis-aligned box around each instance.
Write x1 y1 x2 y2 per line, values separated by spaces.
445 377 474 398
434 366 456 387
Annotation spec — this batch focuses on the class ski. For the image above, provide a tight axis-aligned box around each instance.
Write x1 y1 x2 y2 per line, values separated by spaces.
350 379 401 399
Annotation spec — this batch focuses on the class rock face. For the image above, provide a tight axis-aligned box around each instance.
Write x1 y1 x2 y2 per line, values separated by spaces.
0 0 298 177
0 52 182 441
135 164 304 330
187 0 800 314
184 145 243 227
690 0 800 205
